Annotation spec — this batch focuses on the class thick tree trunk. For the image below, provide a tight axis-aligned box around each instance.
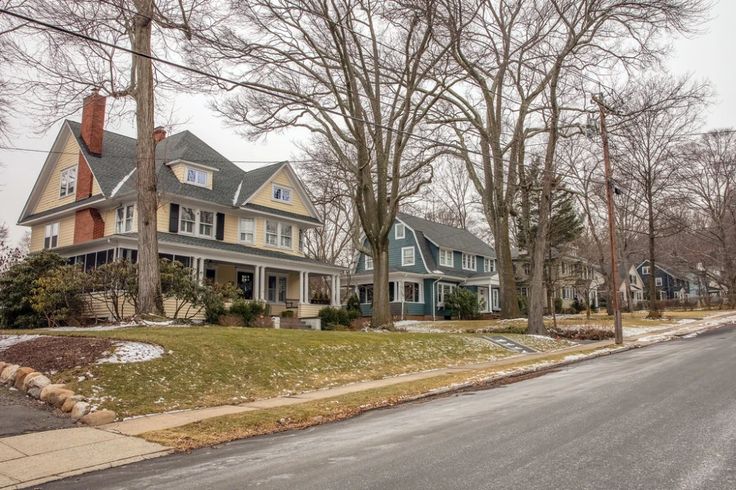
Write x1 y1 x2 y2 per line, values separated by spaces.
133 9 164 317
495 218 520 319
371 243 391 327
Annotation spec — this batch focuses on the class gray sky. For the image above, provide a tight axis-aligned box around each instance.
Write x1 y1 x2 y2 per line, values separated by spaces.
1 0 735 244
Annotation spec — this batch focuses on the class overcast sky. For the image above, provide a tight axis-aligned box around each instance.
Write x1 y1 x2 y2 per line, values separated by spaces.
1 0 735 244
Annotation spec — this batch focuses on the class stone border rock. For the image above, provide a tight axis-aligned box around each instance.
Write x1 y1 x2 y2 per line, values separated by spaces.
0 361 116 426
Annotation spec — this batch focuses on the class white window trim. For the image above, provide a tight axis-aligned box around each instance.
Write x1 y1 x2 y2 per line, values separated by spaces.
401 281 423 304
185 166 210 187
115 204 135 233
462 253 476 271
364 255 374 271
655 277 663 286
492 288 499 309
401 246 415 266
179 206 215 239
642 266 650 275
484 257 495 273
44 222 59 249
59 166 77 198
264 220 293 249
272 184 293 204
439 248 454 267
395 223 406 240
238 217 255 244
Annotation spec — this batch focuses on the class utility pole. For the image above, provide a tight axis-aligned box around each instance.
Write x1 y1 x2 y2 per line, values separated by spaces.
593 95 623 345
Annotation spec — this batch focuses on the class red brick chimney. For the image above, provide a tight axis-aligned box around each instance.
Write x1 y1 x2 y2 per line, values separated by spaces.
80 91 106 156
153 126 167 143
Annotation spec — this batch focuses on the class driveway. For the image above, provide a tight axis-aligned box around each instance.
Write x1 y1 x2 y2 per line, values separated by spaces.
0 387 74 437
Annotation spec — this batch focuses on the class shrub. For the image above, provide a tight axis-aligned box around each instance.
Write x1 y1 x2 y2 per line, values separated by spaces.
345 293 361 315
554 297 563 314
319 306 353 330
0 251 66 328
547 323 614 341
571 297 586 314
89 260 138 321
31 265 89 328
229 299 268 327
444 288 480 320
201 281 242 324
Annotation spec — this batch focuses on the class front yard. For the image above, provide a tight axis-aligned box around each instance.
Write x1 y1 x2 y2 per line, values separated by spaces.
1 326 531 417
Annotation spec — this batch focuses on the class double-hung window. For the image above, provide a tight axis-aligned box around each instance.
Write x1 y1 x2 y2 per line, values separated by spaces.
59 167 77 197
115 204 135 233
655 277 663 287
364 255 374 271
239 218 255 244
395 223 405 239
484 258 495 273
272 184 291 203
44 223 59 249
439 248 453 267
199 211 214 237
179 206 214 238
404 282 421 303
359 284 373 304
401 246 415 266
185 167 208 187
462 253 476 271
179 206 196 234
265 221 292 249
642 266 650 275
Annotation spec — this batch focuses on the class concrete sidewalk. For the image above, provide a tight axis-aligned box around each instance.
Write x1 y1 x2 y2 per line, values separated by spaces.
0 427 170 489
101 311 736 437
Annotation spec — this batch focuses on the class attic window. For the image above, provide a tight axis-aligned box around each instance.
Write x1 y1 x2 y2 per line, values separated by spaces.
59 167 77 197
272 184 292 203
186 167 209 187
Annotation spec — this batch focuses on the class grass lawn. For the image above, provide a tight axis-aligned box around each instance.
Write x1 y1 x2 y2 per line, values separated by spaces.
142 344 614 450
1 327 516 417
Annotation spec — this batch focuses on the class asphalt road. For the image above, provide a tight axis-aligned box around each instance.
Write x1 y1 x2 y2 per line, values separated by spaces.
0 387 73 437
48 327 736 490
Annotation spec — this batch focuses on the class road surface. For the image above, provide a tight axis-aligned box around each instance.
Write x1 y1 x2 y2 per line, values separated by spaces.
47 327 736 489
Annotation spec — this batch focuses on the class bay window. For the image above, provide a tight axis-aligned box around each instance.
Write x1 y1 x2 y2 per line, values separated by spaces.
404 282 421 303
436 283 456 306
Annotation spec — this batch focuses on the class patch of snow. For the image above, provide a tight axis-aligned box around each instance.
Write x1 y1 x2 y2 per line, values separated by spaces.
232 180 243 205
623 326 664 337
676 319 697 325
0 335 40 351
682 332 698 339
97 341 165 364
54 325 131 331
110 168 136 197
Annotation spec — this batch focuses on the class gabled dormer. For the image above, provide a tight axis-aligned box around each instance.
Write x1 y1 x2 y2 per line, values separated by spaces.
167 160 219 190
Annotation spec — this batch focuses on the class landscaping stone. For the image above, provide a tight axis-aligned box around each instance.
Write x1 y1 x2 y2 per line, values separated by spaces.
26 373 51 391
61 395 84 413
0 362 7 373
70 401 91 421
27 387 42 399
80 409 116 426
13 367 36 390
0 364 20 385
21 372 43 392
47 388 75 408
39 384 67 402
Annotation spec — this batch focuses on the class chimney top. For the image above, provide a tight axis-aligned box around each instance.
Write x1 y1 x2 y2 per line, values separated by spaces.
153 126 167 143
80 91 107 156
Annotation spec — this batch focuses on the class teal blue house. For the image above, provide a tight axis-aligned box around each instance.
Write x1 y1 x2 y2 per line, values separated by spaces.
349 213 500 319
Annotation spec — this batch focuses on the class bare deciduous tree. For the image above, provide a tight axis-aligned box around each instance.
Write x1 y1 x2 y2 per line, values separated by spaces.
612 74 709 318
2 0 221 317
205 0 451 326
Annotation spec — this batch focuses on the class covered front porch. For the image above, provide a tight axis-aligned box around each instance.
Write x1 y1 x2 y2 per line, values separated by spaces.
191 258 342 319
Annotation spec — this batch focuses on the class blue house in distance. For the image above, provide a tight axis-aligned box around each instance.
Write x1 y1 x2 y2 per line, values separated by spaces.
636 259 690 301
349 213 500 320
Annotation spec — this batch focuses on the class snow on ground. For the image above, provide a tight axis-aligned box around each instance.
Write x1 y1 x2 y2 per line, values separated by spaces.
622 326 666 337
97 341 165 364
0 335 40 351
54 325 132 331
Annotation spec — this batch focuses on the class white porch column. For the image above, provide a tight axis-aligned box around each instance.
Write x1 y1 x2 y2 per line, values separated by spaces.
253 266 260 300
260 266 267 301
304 272 310 304
330 275 337 306
335 275 341 306
299 272 305 303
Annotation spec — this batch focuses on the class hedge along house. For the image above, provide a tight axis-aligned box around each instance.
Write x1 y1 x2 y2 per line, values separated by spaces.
348 213 501 320
17 93 343 320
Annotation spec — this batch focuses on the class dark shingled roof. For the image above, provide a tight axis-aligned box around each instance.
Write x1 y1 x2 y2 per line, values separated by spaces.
116 232 341 268
242 203 321 224
398 212 496 258
21 194 105 222
66 120 285 210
